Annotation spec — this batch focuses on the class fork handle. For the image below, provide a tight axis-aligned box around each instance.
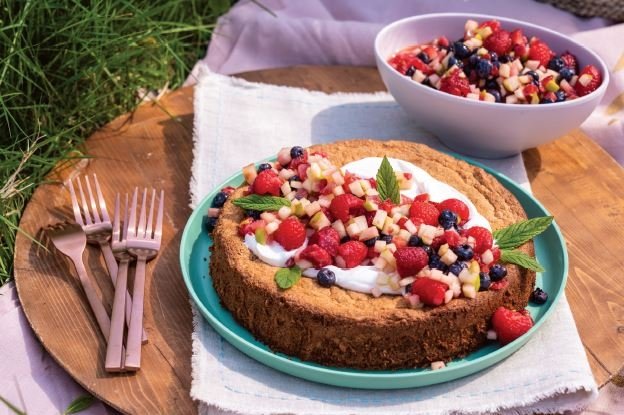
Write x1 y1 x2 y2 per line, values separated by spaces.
105 259 129 372
72 255 111 341
99 241 147 343
125 256 147 370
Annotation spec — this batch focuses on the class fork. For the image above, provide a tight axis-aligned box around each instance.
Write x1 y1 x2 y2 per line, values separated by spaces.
46 222 111 341
67 174 147 343
124 187 164 370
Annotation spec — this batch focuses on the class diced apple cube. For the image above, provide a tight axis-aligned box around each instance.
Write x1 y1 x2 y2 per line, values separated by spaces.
243 163 257 185
280 181 292 196
525 60 540 70
353 215 368 231
332 185 345 196
505 95 519 104
360 179 371 191
302 179 313 192
304 201 321 217
465 19 478 32
265 221 280 235
279 168 296 180
380 249 396 267
374 240 387 253
349 181 365 197
291 200 305 217
365 188 379 196
318 194 334 208
458 268 474 284
260 212 277 223
578 74 593 87
331 171 345 185
397 229 411 241
363 199 378 212
359 226 380 241
254 228 267 244
481 249 494 265
503 76 520 92
290 180 302 189
483 92 496 102
277 147 292 166
376 273 389 285
346 222 363 238
464 37 482 49
440 249 458 265
296 259 314 270
399 205 410 216
444 289 454 304
462 284 477 299
466 93 480 100
309 211 330 230
372 209 388 229
385 243 397 253
412 69 426 83
310 163 323 180
498 63 511 78
331 220 347 239
277 206 292 220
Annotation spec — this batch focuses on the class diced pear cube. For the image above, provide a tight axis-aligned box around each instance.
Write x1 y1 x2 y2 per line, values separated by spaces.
374 240 387 253
578 74 593 87
372 209 388 229
397 229 411 241
353 215 368 231
440 249 458 265
505 95 519 104
462 284 477 299
359 226 380 241
255 228 267 244
304 201 321 217
290 180 302 189
481 249 494 265
318 194 334 208
302 179 313 192
503 76 520 92
310 163 323 180
360 179 371 191
346 222 363 238
331 170 345 185
332 185 345 196
243 163 258 185
465 19 478 32
260 212 277 223
280 181 292 196
363 199 378 212
525 60 540 70
331 220 347 239
277 206 292 220
498 63 511 78
309 211 331 230
265 221 280 235
380 249 396 267
385 243 397 253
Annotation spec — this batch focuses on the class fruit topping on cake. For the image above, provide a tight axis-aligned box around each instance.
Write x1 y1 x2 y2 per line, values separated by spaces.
491 306 534 345
387 19 603 103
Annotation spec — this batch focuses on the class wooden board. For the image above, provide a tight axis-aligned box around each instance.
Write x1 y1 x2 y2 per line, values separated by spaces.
13 66 624 414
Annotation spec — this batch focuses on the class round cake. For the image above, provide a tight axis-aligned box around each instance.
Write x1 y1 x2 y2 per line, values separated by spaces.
209 139 536 370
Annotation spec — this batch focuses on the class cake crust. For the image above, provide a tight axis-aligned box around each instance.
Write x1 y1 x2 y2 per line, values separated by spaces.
210 140 535 369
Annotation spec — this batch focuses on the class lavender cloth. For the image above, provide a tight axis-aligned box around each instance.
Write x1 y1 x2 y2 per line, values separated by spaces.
1 1 621 414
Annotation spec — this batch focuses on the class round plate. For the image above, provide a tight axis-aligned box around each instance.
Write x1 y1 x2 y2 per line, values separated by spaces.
180 154 568 389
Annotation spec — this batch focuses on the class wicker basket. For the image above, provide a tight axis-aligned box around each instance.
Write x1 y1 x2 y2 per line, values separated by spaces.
537 0 624 22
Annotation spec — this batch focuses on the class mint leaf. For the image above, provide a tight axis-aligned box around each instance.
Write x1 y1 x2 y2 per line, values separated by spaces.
232 194 291 211
63 395 95 414
376 156 400 204
500 249 545 272
493 216 553 250
275 266 301 289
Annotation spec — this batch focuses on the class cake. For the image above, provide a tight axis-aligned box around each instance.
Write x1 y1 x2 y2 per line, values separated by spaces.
208 139 539 370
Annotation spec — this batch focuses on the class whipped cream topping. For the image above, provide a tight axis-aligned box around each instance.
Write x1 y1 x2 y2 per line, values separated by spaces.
244 157 491 295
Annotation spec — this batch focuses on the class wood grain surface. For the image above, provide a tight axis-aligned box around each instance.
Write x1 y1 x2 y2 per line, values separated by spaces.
13 66 624 414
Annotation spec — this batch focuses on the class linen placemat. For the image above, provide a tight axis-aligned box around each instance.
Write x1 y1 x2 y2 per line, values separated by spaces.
189 65 597 415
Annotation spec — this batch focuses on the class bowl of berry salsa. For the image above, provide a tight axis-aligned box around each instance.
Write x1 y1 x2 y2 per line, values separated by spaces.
374 13 609 158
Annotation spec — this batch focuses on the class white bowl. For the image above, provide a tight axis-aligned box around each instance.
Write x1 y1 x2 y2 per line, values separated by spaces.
374 13 609 158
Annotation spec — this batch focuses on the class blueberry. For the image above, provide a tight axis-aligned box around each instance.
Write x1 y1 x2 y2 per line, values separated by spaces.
540 97 555 104
453 244 474 261
548 57 565 72
417 52 430 64
404 283 413 294
499 55 512 63
378 233 393 244
429 254 445 270
448 262 466 276
422 245 433 256
487 89 502 103
317 268 336 288
485 79 499 90
364 237 377 247
340 235 351 244
203 216 218 233
438 209 458 229
288 175 301 184
489 264 507 281
290 146 304 159
408 235 422 247
530 287 549 304
468 54 480 67
405 65 416 78
453 41 472 59
246 209 262 220
447 56 459 68
559 67 574 82
476 59 492 79
489 52 498 62
526 70 539 85
555 90 566 102
211 191 228 208
257 163 272 173
479 272 492 291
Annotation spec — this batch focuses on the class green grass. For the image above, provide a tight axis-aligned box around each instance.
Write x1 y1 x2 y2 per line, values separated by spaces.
0 0 233 285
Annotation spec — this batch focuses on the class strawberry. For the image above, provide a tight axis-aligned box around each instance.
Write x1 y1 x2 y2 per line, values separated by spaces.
289 150 308 170
336 240 368 268
238 219 266 237
574 65 602 97
409 201 440 226
297 163 309 180
252 170 282 196
437 198 470 224
394 247 428 277
444 229 461 247
491 307 534 345
329 194 364 223
274 217 306 250
411 278 448 307
528 38 553 67
378 199 395 213
430 235 447 251
560 51 578 72
388 53 432 75
309 226 340 256
478 20 501 33
300 244 332 268
510 29 527 47
491 246 501 262
522 83 539 100
483 29 512 56
437 36 449 48
440 68 471 97
464 226 493 253
414 193 430 202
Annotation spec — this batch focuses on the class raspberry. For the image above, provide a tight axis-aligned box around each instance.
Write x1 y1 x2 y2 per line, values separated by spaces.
439 68 470 97
336 241 368 268
394 247 429 277
465 226 493 253
528 38 553 67
378 199 395 213
274 217 306 250
329 194 364 222
409 201 439 226
300 244 332 268
574 65 602 97
483 29 512 56
437 198 470 224
510 29 527 47
252 170 282 196
444 229 461 247
238 219 266 237
411 277 449 307
414 193 430 202
430 235 446 251
491 307 534 345
491 246 501 262
489 279 509 291
560 51 578 72
309 226 340 256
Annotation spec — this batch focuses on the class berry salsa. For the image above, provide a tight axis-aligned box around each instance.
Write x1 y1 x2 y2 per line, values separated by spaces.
388 19 603 104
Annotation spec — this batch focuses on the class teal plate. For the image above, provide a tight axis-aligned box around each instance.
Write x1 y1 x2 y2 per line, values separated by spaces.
180 154 568 389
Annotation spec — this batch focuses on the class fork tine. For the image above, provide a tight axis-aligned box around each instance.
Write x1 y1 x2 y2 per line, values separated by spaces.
155 190 164 243
137 188 148 239
76 177 93 225
66 178 85 226
122 193 129 241
85 175 101 223
145 189 156 239
113 193 121 243
93 174 110 223
127 188 138 238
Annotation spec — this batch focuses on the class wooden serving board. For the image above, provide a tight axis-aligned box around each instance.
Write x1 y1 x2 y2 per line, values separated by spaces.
14 66 624 414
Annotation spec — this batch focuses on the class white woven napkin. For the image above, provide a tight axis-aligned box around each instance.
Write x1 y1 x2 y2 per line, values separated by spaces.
189 65 598 415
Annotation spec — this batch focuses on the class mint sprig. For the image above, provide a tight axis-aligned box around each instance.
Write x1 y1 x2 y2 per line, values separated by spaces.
275 266 301 289
232 194 291 211
493 216 553 250
500 249 545 272
376 156 400 204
